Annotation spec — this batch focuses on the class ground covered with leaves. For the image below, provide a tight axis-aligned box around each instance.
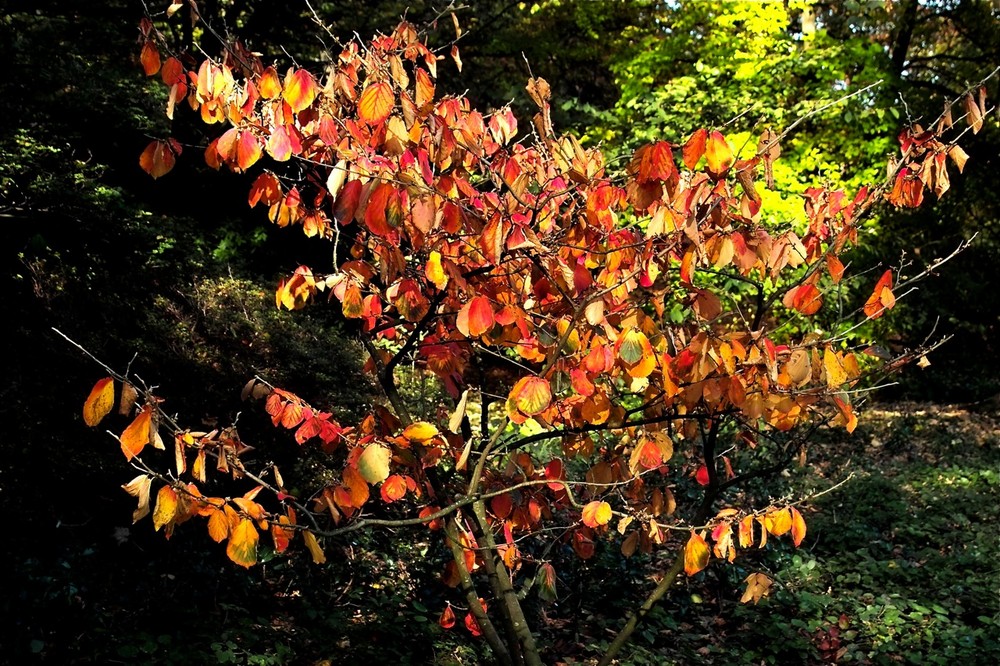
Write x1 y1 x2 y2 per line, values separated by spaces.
5 400 996 665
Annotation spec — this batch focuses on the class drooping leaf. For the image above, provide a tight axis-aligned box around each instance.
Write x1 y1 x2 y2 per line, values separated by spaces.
303 530 326 564
139 139 178 179
83 377 115 426
439 603 456 629
152 485 179 532
536 562 558 602
121 474 152 523
684 531 711 576
120 405 153 460
226 518 259 568
581 500 612 528
863 269 895 319
357 444 392 484
790 506 807 546
740 572 773 604
380 474 408 502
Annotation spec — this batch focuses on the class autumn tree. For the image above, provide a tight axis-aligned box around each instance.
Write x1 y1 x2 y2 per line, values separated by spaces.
76 7 996 664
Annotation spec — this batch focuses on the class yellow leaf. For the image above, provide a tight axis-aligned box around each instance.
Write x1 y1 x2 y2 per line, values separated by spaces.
740 572 773 604
227 518 258 568
357 444 392 484
684 531 711 576
403 421 439 443
303 530 327 564
83 377 115 426
705 131 734 175
121 474 152 523
581 501 612 528
764 508 792 536
152 485 179 532
425 251 449 289
508 376 552 417
824 348 848 389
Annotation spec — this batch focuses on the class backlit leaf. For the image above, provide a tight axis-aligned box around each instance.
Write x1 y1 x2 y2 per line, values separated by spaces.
283 68 317 113
121 474 152 523
581 500 612 528
357 444 392 484
508 376 552 416
403 421 439 443
439 603 456 629
358 81 394 125
227 518 258 568
536 562 558 602
152 485 179 531
120 405 153 461
380 474 408 502
140 41 160 76
303 530 326 564
705 131 733 176
456 296 494 337
139 139 177 179
684 531 710 576
863 269 895 319
83 377 114 426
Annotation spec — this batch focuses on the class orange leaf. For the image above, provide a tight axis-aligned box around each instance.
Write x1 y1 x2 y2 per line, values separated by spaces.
782 283 823 315
380 474 408 503
258 66 282 99
120 405 153 461
826 255 845 284
358 81 394 126
581 500 612 528
705 131 734 176
283 68 317 114
740 572 773 604
152 485 179 532
206 507 230 542
508 376 552 416
83 377 115 426
139 139 178 179
682 128 707 170
236 131 262 171
684 531 711 576
456 296 495 338
140 41 161 76
227 518 258 568
790 506 807 547
863 269 895 319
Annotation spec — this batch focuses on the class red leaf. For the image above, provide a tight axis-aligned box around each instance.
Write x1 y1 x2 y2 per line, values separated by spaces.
683 128 707 170
456 296 495 338
140 41 160 76
380 474 408 503
439 604 456 629
695 465 710 486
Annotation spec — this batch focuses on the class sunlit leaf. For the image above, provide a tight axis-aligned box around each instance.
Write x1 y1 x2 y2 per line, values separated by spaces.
740 572 773 604
790 506 807 547
152 485 179 532
439 603 456 629
403 421 439 443
508 376 552 416
684 531 711 576
83 377 114 426
303 530 326 564
283 68 317 113
380 474 408 502
705 131 733 176
357 444 392 484
863 269 895 319
456 296 494 337
581 500 612 528
139 139 178 179
120 405 153 460
358 81 394 125
121 474 152 523
227 518 258 567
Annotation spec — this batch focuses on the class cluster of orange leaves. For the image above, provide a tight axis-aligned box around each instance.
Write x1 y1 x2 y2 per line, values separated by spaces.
118 13 989 601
